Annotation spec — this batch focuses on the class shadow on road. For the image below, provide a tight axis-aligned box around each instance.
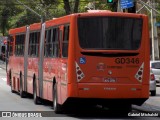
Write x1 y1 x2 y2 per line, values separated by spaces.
63 106 138 119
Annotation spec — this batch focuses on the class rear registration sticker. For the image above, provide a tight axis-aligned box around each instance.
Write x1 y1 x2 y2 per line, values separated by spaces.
104 78 116 83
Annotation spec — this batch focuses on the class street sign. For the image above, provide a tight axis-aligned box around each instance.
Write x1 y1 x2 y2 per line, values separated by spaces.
155 22 160 27
120 0 134 9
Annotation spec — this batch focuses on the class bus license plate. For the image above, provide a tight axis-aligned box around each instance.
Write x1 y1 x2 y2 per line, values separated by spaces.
104 78 116 83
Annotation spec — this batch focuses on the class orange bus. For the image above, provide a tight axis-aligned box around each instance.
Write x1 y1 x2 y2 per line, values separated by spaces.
7 10 150 113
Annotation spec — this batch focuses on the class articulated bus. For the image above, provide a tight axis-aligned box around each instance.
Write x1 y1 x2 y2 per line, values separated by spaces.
7 10 150 113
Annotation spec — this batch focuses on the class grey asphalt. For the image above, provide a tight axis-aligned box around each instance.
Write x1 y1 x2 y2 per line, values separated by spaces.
0 60 6 70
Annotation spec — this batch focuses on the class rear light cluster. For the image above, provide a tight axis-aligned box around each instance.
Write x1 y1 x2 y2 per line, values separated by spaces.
135 63 144 82
150 74 155 81
75 62 85 82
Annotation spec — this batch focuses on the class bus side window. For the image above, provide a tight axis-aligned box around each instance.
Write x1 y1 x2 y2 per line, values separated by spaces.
62 25 69 58
32 32 36 57
28 33 32 56
15 35 23 56
45 29 52 57
15 35 18 56
20 34 25 56
9 36 13 56
34 32 40 57
52 27 59 58
28 32 40 57
36 32 40 57
44 30 47 57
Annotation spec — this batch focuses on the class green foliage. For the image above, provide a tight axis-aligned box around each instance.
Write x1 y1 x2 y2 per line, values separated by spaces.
0 0 20 35
0 0 112 35
155 1 160 23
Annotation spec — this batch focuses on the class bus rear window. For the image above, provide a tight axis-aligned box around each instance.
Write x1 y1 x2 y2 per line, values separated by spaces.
78 17 143 50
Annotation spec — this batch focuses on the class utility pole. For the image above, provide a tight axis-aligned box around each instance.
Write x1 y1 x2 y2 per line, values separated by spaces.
16 0 44 23
16 0 45 98
138 0 159 60
151 2 155 60
152 0 159 60
117 0 123 12
119 0 159 60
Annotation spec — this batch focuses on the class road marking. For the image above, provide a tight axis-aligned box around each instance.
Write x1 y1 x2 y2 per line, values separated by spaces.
2 78 7 81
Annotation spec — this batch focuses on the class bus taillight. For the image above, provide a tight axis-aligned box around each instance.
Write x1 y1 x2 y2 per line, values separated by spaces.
75 62 85 82
135 63 144 83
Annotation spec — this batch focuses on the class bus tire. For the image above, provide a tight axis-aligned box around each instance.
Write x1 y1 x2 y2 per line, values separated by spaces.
11 82 15 93
33 79 40 104
53 84 62 113
9 71 14 93
20 74 25 98
10 76 15 93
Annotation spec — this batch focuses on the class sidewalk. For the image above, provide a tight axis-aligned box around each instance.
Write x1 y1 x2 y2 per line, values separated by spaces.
133 87 160 113
133 102 160 113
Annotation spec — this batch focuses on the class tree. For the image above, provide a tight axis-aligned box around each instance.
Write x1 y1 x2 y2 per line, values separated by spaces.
74 0 79 13
0 0 20 35
0 0 113 35
63 0 71 14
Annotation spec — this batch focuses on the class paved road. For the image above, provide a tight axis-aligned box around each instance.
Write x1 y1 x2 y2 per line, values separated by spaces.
0 61 159 119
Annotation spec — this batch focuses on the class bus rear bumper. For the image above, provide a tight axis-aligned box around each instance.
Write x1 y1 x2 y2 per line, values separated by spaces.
73 83 149 105
66 83 149 106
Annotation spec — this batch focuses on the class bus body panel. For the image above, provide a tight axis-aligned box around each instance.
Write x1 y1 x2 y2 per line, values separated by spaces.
68 13 149 105
8 27 26 92
43 17 71 103
26 23 41 95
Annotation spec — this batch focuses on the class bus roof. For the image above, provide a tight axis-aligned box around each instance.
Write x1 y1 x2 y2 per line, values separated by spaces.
30 22 41 31
9 26 26 35
9 11 147 34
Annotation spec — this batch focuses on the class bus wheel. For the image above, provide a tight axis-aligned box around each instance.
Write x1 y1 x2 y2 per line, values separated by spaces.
33 79 40 104
10 72 14 93
11 82 15 93
53 84 62 113
20 74 25 98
